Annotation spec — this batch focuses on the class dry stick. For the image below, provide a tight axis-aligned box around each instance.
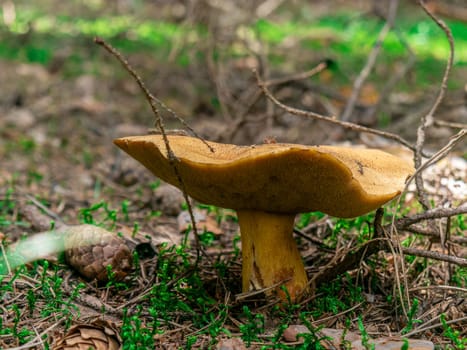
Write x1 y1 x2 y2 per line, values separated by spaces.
414 0 455 210
150 97 214 153
340 0 399 122
396 203 467 228
23 193 65 227
409 285 467 294
402 247 467 267
403 315 467 338
384 234 410 320
254 69 417 152
293 228 335 254
388 128 466 314
94 40 213 152
434 120 467 129
311 209 387 287
401 224 467 244
94 37 206 263
226 61 328 141
311 205 467 286
7 320 62 350
402 128 466 200
263 61 328 87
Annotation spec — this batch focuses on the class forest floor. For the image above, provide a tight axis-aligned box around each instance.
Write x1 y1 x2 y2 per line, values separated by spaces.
0 1 466 349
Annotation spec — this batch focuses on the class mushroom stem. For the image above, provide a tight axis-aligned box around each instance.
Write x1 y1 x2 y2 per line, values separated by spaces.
237 210 308 302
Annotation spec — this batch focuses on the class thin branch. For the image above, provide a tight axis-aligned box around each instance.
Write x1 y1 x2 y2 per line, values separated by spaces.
340 0 399 122
402 247 467 267
94 37 207 262
225 61 329 142
94 37 213 152
434 120 467 129
263 62 328 87
254 69 417 152
400 224 467 244
414 0 455 210
403 315 467 338
293 228 334 252
409 285 467 294
396 204 467 228
403 129 467 202
312 206 467 289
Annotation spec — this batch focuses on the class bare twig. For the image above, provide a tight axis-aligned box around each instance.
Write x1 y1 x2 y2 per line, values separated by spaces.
225 61 328 141
434 120 467 129
293 228 334 252
235 278 291 302
311 302 364 325
311 205 467 290
414 0 455 210
340 0 399 122
254 69 417 152
7 320 62 350
94 37 207 262
404 129 466 197
402 247 467 267
387 128 465 318
263 62 328 87
401 224 467 244
403 315 467 337
409 285 467 294
311 209 386 287
312 233 467 289
396 204 467 228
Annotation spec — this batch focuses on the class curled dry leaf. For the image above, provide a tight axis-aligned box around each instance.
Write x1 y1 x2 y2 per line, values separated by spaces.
53 319 121 350
64 225 132 283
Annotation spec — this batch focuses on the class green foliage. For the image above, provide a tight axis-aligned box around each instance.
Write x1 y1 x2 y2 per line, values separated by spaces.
296 212 326 229
440 314 467 349
357 316 375 350
401 298 422 334
0 261 85 345
401 338 410 350
121 306 157 350
239 305 265 347
0 187 16 228
452 267 466 287
309 276 364 318
79 200 118 228
1 2 466 89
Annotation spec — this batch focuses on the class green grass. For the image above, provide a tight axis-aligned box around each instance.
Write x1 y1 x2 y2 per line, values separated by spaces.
1 202 466 347
0 261 84 345
1 3 466 87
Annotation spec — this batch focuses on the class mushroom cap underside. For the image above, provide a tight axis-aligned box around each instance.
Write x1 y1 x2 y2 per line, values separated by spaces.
114 135 414 218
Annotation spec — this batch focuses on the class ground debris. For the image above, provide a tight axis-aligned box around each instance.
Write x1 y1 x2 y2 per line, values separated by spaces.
283 326 435 349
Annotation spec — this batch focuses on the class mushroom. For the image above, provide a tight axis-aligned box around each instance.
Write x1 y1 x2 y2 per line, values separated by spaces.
114 135 414 301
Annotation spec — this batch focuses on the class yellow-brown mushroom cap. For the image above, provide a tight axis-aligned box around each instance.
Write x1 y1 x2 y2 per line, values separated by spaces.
114 135 414 218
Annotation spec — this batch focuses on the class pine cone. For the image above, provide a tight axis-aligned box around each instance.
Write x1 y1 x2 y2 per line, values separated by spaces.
53 320 121 350
63 225 132 283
